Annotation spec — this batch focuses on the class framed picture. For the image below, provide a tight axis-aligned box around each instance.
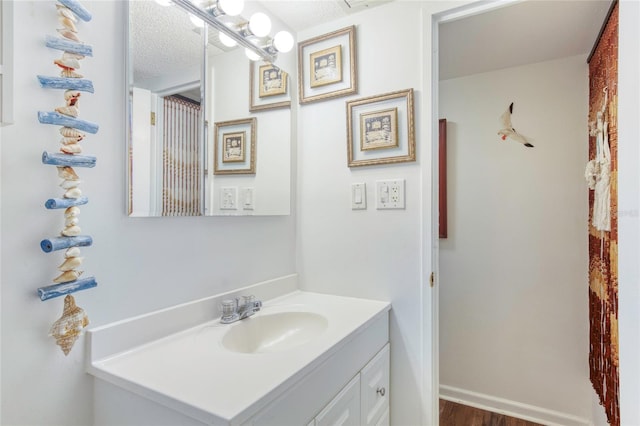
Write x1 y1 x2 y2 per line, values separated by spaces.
214 118 256 175
346 89 415 167
249 63 290 112
221 131 245 163
298 26 357 104
360 108 399 151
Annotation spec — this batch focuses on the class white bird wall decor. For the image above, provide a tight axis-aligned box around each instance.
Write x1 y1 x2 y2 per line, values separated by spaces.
498 102 534 148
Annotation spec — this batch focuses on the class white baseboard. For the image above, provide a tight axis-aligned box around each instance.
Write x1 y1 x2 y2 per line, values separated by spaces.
440 385 591 426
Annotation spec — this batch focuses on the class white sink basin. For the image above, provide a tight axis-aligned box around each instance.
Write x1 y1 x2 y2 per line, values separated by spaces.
221 311 328 354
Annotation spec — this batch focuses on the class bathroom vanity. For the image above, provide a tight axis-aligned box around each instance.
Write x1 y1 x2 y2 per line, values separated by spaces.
87 275 390 425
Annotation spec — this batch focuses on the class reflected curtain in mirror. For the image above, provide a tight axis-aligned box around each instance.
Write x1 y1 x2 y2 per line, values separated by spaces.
162 95 202 216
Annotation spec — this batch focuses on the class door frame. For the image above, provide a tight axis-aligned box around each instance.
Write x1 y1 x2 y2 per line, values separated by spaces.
423 2 522 424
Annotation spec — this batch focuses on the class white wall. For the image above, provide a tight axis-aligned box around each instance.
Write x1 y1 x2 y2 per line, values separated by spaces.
0 2 295 425
207 48 293 216
438 55 591 423
295 2 450 424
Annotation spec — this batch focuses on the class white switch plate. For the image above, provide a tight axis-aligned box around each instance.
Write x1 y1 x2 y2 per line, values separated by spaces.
241 187 255 210
376 179 405 209
351 183 366 210
220 187 237 210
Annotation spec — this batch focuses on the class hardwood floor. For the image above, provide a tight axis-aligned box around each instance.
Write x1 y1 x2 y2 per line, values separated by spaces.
439 400 543 426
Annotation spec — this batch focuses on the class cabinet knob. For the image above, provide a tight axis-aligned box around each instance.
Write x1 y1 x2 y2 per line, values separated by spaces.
376 387 386 397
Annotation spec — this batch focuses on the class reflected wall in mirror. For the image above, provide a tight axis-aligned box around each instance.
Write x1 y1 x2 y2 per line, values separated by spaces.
127 1 205 217
126 0 294 217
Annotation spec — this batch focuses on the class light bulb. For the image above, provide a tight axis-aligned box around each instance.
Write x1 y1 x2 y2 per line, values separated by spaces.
273 31 294 53
189 14 205 28
219 31 237 47
248 12 271 37
245 48 261 61
218 0 244 16
154 0 172 6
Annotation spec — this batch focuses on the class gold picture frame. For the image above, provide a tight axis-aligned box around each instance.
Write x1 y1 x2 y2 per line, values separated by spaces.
249 63 290 112
214 118 256 174
347 89 415 167
298 26 357 104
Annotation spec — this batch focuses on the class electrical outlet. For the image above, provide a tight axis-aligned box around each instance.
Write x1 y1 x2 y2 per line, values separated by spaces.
376 179 405 209
220 187 237 210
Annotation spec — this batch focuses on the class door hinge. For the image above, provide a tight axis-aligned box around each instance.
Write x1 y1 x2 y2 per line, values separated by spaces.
430 272 435 288
150 111 156 126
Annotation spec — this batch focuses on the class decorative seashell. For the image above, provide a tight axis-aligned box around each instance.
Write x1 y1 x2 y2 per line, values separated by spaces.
59 16 78 33
64 90 81 106
49 295 89 356
62 52 84 61
58 256 83 271
65 247 81 258
61 136 84 145
54 57 80 70
64 187 82 199
59 179 82 189
56 5 78 22
60 69 83 78
57 166 79 180
57 28 80 42
64 206 81 217
64 216 80 228
59 127 85 138
61 225 82 237
53 269 83 284
65 216 79 227
60 144 82 154
55 106 79 118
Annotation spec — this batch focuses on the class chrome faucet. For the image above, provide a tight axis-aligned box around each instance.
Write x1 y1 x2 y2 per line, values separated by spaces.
220 295 262 324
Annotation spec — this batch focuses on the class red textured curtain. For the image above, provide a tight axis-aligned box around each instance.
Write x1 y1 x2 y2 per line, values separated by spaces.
587 3 619 425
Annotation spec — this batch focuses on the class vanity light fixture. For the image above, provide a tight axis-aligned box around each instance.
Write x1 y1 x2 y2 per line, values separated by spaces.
172 0 292 63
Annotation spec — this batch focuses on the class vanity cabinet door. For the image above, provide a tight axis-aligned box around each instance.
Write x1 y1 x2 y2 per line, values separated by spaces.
315 374 361 426
360 343 390 426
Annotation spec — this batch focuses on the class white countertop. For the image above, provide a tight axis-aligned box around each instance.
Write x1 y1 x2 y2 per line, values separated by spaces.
87 290 390 425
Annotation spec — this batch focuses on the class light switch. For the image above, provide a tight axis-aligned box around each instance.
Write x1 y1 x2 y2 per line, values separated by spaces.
241 187 255 210
220 187 237 210
376 179 405 209
351 183 366 210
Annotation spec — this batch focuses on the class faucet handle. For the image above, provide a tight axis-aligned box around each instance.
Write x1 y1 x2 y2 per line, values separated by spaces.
221 299 239 323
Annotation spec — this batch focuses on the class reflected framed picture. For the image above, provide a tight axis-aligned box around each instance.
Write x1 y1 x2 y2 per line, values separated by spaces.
298 26 357 104
249 63 290 112
347 89 415 167
214 118 256 175
221 131 245 163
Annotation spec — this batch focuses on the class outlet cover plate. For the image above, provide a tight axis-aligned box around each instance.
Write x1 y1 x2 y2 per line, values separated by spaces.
376 179 405 209
220 187 238 210
351 183 367 210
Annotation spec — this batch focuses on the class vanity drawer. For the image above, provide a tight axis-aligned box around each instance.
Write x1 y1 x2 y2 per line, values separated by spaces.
360 343 390 426
315 374 361 426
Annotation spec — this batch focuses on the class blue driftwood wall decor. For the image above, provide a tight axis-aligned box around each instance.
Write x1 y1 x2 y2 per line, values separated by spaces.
38 0 96 356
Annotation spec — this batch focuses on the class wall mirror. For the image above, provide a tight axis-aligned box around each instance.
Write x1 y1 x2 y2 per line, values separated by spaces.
126 0 294 217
